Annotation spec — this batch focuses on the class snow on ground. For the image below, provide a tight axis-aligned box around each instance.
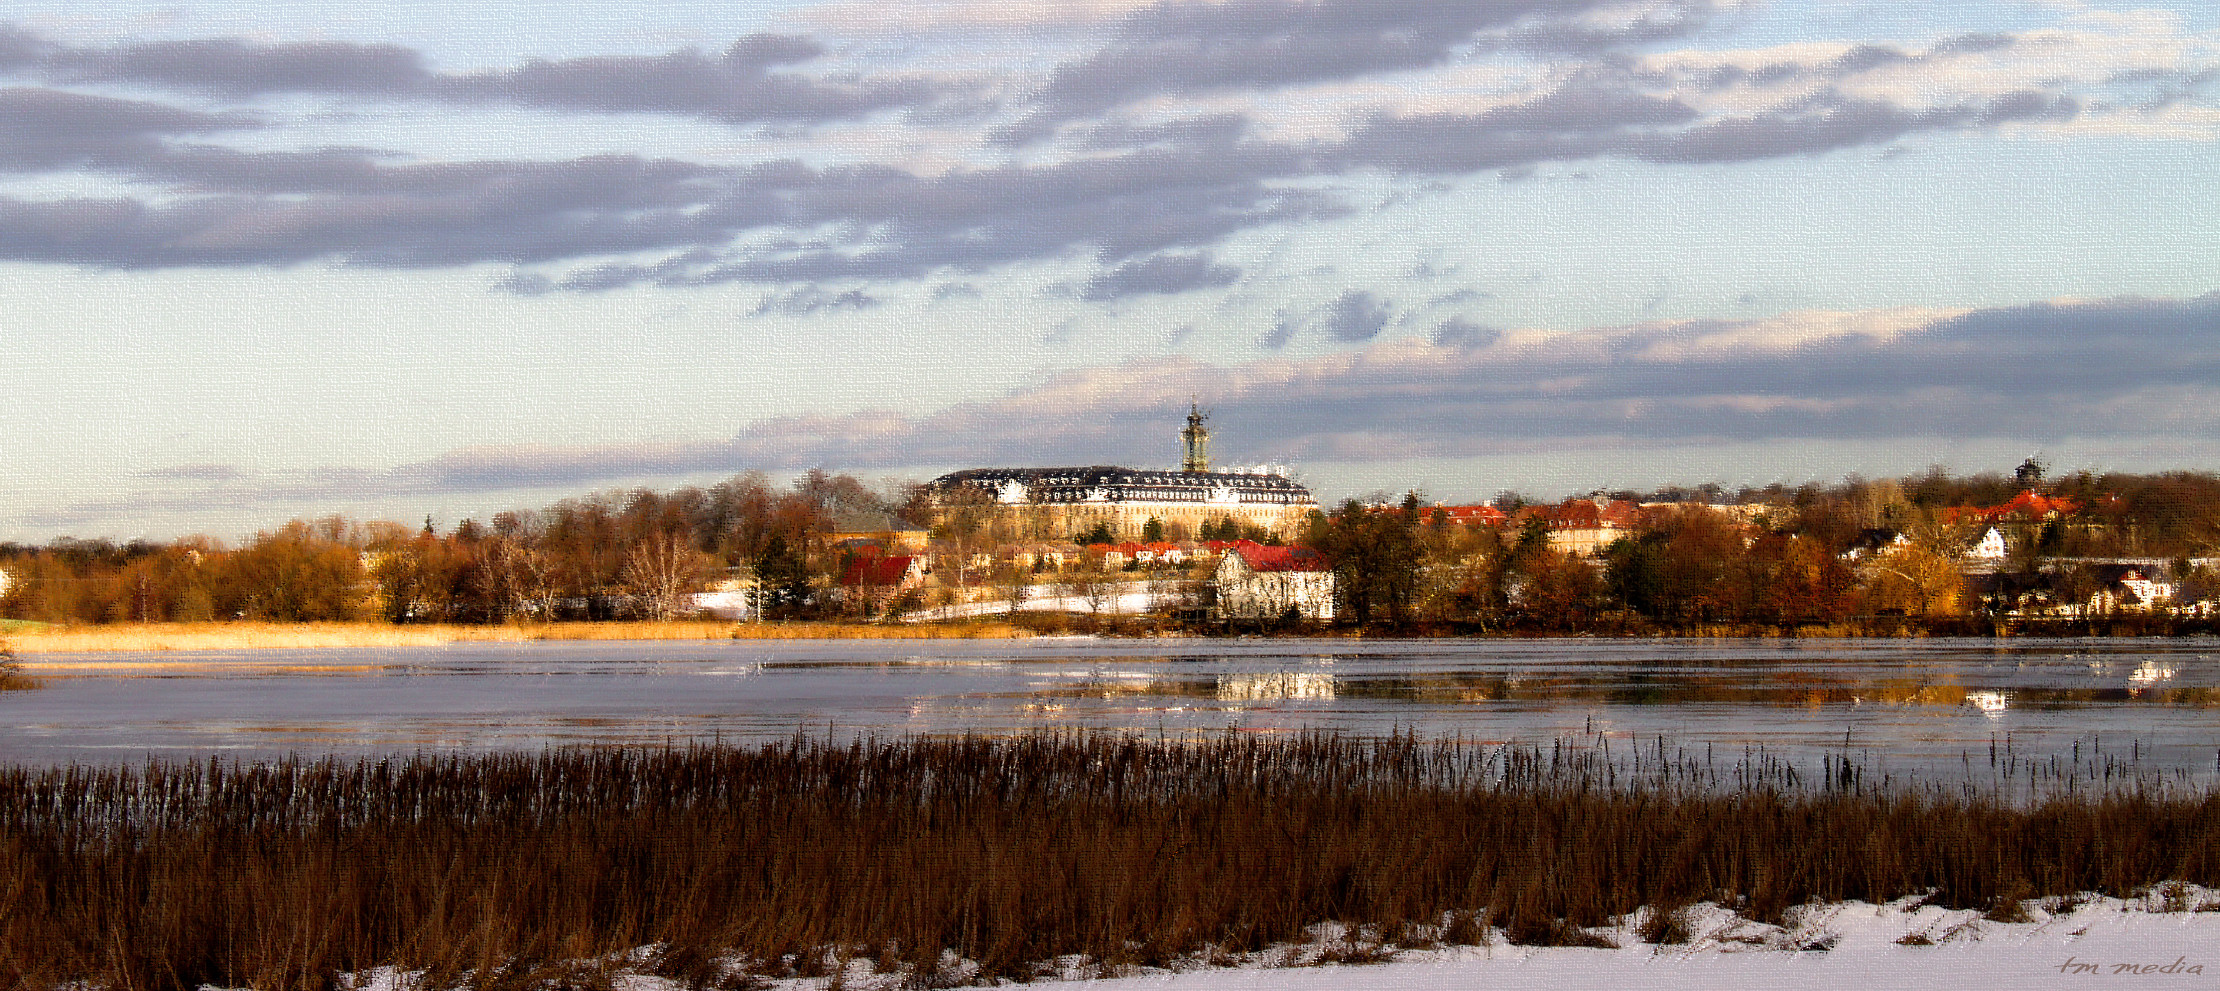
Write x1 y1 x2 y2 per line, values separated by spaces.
328 888 2220 991
905 591 1165 621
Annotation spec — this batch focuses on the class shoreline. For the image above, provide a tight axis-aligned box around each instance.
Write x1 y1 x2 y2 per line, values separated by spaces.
3 619 1032 653
7 616 2214 653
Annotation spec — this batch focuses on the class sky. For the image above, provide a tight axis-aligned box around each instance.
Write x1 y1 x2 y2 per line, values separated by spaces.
1 0 2216 542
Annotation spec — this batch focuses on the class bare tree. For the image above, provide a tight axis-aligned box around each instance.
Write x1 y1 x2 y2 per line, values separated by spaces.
485 534 565 622
623 535 717 621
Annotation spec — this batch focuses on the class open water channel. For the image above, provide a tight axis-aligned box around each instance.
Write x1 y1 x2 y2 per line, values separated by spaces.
7 637 2220 782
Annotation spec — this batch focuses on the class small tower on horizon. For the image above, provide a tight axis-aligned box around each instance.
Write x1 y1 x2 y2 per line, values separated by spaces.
1181 401 1211 473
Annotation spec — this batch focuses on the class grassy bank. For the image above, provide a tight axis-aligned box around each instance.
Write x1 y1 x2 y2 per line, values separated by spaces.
4 619 1029 653
1 734 2215 990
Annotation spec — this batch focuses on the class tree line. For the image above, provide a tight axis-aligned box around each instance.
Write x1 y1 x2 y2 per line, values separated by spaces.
8 465 2220 629
1304 468 2220 631
0 470 889 625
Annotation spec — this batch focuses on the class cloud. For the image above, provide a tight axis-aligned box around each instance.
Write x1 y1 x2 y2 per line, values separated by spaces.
436 37 937 124
1641 89 2080 164
1005 0 1719 140
69 292 2220 508
0 24 47 70
44 37 431 95
0 10 2198 291
750 285 882 316
1432 316 1502 349
0 87 257 171
1321 290 1395 342
0 25 954 125
1078 251 1241 300
1263 290 1398 346
0 152 728 267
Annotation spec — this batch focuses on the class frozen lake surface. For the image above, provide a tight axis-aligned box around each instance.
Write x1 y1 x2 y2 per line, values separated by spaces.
8 637 2220 776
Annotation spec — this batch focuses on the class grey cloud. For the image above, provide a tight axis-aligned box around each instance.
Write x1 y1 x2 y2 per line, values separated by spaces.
0 21 2121 294
1007 0 1716 140
0 152 730 268
1432 316 1501 349
0 24 950 125
0 24 46 69
1643 90 2079 164
438 38 934 123
1322 290 1394 342
1259 290 1397 346
750 285 882 316
0 87 258 171
1079 251 1241 301
86 293 2220 504
1339 71 1700 172
1713 32 2020 90
0 134 1325 283
496 142 1342 289
1423 288 1491 307
1340 74 2075 174
0 75 2085 288
494 272 555 295
46 37 430 95
1078 112 1251 150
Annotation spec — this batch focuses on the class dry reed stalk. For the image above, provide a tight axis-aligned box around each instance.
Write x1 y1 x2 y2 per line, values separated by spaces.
0 733 2213 990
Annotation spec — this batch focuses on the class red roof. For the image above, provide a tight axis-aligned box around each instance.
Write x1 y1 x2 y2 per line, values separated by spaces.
841 555 919 586
1231 545 1331 573
1432 505 1507 526
1600 499 1642 527
1945 489 2084 524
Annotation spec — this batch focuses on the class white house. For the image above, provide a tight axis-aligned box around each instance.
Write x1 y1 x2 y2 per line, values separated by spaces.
1215 543 1336 621
1968 527 2008 561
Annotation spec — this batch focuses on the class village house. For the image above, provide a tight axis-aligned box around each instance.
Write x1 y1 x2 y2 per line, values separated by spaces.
1429 504 1508 527
1841 528 1911 562
1968 526 2008 562
839 554 927 611
1507 498 1645 556
1214 542 1336 621
831 510 930 555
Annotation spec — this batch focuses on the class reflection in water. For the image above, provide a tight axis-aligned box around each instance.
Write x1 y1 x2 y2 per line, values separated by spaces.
2131 661 2176 685
1965 691 2011 716
1215 672 1336 701
6 638 2220 780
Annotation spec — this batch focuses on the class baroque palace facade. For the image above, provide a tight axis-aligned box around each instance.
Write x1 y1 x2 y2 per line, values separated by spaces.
924 407 1319 542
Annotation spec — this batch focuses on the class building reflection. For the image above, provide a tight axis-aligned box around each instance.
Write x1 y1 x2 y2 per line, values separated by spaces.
1215 671 1337 701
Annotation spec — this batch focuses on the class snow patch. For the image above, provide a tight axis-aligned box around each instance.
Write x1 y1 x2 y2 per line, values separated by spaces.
264 887 2220 991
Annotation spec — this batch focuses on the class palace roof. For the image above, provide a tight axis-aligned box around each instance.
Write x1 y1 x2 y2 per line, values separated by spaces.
929 465 1316 507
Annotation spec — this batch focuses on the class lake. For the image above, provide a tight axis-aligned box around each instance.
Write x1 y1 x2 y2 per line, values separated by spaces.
8 637 2219 781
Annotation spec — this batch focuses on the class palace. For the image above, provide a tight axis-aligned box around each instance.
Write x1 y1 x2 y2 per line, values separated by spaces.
925 406 1319 542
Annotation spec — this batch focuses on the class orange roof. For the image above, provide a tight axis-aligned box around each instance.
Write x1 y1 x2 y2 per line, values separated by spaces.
1946 489 2084 524
1432 505 1507 526
1232 544 1332 573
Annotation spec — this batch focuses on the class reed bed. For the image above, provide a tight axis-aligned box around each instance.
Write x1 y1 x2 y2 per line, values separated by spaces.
1 733 2215 990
